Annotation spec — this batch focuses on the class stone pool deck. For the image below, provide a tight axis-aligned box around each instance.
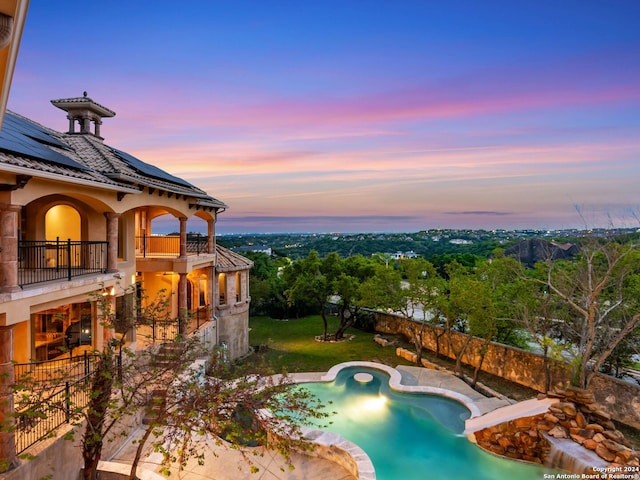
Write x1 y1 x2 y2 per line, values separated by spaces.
106 363 550 480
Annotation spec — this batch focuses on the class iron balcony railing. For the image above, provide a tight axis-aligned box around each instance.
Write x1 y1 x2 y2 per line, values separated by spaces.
137 305 211 343
135 234 209 258
18 238 108 288
13 352 99 454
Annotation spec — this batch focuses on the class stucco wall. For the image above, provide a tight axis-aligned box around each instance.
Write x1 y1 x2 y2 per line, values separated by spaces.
217 302 249 360
373 311 640 429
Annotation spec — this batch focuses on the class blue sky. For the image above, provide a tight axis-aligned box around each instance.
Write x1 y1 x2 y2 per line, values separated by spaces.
8 1 640 233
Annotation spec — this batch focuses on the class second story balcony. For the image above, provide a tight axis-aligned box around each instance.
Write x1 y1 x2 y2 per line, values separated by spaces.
135 234 210 258
18 239 108 288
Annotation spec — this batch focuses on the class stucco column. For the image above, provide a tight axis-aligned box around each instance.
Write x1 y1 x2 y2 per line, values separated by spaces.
83 116 92 134
104 212 120 273
102 295 115 345
210 266 218 345
178 273 188 335
207 218 215 254
0 325 15 468
179 217 187 259
0 204 20 293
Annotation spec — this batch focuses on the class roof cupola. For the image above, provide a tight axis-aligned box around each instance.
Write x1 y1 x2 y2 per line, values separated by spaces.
50 92 115 140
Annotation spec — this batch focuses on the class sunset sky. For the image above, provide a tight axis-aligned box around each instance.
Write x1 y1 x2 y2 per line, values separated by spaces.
8 1 640 233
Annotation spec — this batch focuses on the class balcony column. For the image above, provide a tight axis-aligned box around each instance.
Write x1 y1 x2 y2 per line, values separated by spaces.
207 218 215 254
102 295 115 345
179 217 187 259
104 212 120 273
0 325 15 468
178 273 188 335
0 204 20 293
209 266 218 345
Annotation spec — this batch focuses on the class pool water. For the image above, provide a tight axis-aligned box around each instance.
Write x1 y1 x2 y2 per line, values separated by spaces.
301 367 553 480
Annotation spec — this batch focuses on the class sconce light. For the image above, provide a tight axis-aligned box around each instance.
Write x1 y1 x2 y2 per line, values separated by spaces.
101 286 115 296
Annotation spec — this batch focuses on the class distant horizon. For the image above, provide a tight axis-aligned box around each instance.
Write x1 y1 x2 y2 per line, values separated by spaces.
151 213 640 236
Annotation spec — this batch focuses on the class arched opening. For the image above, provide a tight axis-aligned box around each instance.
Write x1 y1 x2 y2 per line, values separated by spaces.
235 272 242 302
198 275 207 307
45 205 80 241
218 273 227 305
44 205 82 267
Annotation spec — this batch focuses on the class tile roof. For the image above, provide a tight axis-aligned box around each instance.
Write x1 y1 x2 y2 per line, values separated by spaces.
216 244 253 272
0 110 227 209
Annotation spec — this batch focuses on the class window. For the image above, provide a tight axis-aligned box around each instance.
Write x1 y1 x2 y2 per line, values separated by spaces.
235 272 242 302
199 276 207 306
218 273 227 305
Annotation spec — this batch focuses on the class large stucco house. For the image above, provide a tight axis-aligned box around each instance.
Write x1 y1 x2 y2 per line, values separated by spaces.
0 94 253 470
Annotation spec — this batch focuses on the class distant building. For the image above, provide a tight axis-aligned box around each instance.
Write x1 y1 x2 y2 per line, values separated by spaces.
449 239 473 245
235 245 272 256
388 251 419 259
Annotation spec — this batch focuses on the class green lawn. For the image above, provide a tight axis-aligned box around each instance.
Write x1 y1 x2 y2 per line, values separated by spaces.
249 315 414 372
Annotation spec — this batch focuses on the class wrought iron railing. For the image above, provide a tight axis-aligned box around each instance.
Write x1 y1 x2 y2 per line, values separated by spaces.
18 238 108 287
188 305 210 333
135 234 209 258
13 352 99 454
137 305 211 343
12 305 210 454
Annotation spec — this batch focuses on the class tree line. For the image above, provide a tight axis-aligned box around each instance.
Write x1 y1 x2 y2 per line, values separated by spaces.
245 236 640 390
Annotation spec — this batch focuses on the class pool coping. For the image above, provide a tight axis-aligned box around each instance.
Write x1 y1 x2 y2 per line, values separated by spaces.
289 361 486 480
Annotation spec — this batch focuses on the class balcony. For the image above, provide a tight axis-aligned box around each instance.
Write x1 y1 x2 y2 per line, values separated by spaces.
18 239 108 288
135 234 209 258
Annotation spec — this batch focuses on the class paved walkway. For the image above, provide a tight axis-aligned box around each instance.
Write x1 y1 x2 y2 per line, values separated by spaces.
108 427 356 480
394 365 512 415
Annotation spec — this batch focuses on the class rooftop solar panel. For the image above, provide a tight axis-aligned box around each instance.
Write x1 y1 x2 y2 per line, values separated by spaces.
3 113 68 149
0 112 90 171
109 147 195 188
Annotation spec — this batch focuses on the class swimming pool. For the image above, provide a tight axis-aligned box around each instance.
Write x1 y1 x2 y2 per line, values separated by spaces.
300 365 552 480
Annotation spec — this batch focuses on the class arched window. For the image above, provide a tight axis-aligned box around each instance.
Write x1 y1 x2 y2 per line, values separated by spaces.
199 275 207 306
218 273 227 305
235 272 242 302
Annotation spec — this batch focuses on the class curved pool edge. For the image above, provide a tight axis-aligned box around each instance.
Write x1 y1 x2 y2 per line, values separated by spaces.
288 362 555 480
319 361 483 418
300 427 376 480
285 361 486 480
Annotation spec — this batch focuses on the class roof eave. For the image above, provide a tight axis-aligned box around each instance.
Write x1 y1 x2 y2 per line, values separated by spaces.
0 164 142 193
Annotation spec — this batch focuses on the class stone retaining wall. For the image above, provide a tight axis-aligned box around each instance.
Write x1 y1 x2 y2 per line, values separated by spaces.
473 387 640 473
372 311 640 429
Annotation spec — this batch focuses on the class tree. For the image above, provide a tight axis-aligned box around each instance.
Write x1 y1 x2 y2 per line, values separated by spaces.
503 267 565 392
283 252 342 340
10 283 202 480
243 252 290 318
531 239 640 388
283 251 333 340
11 281 328 480
447 266 496 386
148 358 330 477
332 255 377 340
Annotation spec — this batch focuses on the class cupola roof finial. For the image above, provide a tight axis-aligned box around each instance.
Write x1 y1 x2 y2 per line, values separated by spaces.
50 93 116 140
